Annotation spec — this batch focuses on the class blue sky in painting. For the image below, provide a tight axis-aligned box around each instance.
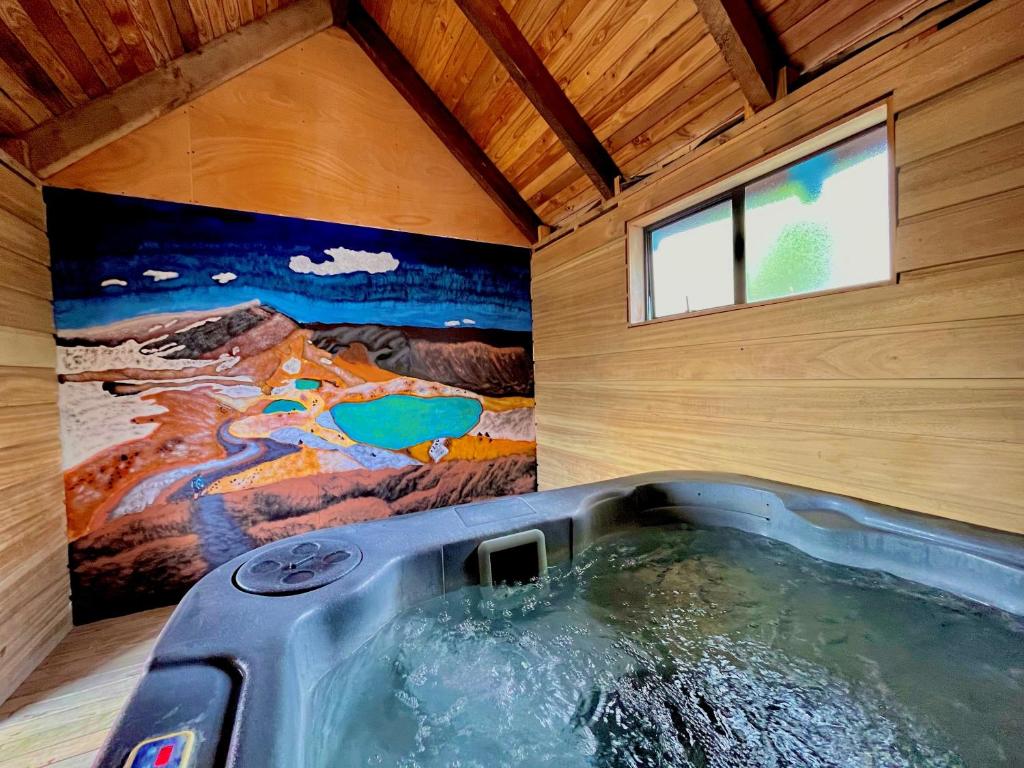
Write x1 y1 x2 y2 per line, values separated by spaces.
45 189 532 332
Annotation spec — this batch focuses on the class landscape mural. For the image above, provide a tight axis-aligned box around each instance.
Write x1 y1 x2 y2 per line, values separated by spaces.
46 189 536 622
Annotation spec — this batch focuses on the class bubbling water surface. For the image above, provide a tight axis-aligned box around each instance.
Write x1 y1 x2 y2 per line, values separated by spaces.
309 524 1024 767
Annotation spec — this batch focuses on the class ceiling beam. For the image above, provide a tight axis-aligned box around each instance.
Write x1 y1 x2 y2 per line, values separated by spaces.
453 0 621 199
693 0 777 110
3 0 333 178
344 1 541 242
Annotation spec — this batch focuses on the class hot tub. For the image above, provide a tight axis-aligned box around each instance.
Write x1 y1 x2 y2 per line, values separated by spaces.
94 472 1024 768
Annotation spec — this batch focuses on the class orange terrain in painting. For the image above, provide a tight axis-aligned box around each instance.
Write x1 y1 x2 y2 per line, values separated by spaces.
60 306 537 621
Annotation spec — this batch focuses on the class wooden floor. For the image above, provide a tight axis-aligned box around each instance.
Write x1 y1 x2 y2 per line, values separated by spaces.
0 607 173 768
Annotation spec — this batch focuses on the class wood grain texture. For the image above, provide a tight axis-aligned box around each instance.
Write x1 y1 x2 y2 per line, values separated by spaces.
0 365 58 406
0 324 55 368
3 0 976 227
896 186 1024 272
894 57 1024 167
693 0 776 109
0 606 172 766
11 0 333 177
535 0 1022 266
345 1 540 240
454 0 621 199
898 122 1024 219
46 106 192 200
0 160 42 227
531 2 1024 535
0 0 300 135
753 0 941 73
352 0 952 225
0 161 69 707
51 28 530 245
0 244 51 298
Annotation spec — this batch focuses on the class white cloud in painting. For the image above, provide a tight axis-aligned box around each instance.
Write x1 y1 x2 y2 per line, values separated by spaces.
289 246 399 276
211 272 237 284
101 278 127 287
462 318 476 325
444 320 461 327
143 269 180 282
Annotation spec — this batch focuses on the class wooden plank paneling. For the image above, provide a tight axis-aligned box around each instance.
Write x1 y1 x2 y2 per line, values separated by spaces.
345 2 540 240
898 123 1024 218
0 154 43 227
534 0 1023 268
535 316 1024 382
454 0 622 199
0 365 59 406
0 161 68 707
894 58 1024 166
535 248 1024 360
0 204 47 262
532 1 1024 536
896 187 1024 272
3 0 983 232
0 549 71 704
0 0 296 137
10 0 333 178
534 404 1024 533
0 244 51 298
0 281 54 332
0 433 61 495
0 58 53 126
0 324 55 368
539 379 1024 443
0 0 90 106
754 0 944 74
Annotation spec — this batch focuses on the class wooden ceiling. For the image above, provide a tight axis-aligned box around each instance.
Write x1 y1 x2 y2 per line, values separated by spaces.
0 0 295 134
356 0 944 229
360 0 741 226
0 0 952 237
755 0 950 73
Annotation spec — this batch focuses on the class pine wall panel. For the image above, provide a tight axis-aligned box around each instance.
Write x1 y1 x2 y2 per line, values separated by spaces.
532 0 1024 534
0 159 68 705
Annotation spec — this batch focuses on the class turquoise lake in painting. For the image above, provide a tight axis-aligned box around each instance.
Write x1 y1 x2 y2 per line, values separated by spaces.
330 395 483 450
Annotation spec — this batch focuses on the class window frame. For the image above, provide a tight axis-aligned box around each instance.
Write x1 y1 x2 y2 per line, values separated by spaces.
626 101 896 326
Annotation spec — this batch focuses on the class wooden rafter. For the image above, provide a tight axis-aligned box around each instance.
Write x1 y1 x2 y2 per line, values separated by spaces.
3 0 334 178
693 0 777 110
453 0 622 199
343 1 541 242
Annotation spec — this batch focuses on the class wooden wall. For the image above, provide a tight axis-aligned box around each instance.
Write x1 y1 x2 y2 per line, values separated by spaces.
45 27 528 247
532 0 1024 534
0 160 69 703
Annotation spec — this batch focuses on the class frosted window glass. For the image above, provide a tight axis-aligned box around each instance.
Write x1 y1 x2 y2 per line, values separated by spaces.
744 125 890 302
649 200 733 317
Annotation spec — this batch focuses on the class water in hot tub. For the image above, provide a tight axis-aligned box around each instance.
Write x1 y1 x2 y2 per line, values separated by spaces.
309 525 1024 767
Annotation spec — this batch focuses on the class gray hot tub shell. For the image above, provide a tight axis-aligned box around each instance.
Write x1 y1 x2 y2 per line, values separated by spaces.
92 472 1024 768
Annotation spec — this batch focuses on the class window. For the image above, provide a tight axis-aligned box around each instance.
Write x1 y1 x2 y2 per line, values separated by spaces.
637 118 892 322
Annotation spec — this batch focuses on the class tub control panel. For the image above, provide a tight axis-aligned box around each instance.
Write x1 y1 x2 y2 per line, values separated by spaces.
124 731 195 768
94 665 232 768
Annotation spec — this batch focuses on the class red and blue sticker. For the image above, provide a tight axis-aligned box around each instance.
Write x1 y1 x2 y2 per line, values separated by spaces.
123 731 195 768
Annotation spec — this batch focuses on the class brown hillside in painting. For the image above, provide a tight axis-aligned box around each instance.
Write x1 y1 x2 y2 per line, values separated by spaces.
61 305 536 622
